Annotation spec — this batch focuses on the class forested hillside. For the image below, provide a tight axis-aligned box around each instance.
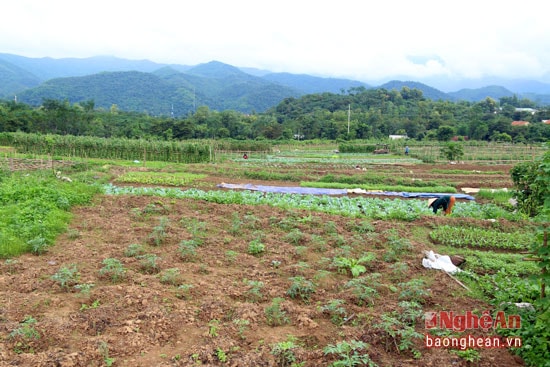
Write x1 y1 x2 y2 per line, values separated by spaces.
12 63 301 115
1 86 549 142
0 59 41 97
3 53 550 117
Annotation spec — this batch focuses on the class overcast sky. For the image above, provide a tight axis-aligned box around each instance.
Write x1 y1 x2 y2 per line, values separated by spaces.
2 0 549 86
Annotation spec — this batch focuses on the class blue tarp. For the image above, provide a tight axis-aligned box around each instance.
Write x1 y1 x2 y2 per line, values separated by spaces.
217 183 476 200
217 183 348 195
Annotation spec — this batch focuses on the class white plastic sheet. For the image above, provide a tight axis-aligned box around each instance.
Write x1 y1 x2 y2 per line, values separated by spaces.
422 250 461 274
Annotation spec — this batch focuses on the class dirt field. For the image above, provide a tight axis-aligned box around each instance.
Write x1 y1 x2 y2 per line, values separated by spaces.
0 162 526 367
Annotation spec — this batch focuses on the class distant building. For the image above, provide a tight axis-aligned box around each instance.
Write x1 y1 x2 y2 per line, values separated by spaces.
389 134 408 140
511 121 530 126
543 120 550 124
514 108 537 114
451 136 469 141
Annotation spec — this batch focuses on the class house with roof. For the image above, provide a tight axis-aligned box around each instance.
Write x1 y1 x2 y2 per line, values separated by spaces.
511 121 530 127
389 134 408 140
514 108 537 114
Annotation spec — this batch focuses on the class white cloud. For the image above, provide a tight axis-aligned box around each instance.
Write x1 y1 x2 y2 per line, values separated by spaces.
1 0 549 82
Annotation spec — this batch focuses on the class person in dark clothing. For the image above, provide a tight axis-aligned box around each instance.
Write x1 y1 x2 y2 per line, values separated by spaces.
428 195 456 215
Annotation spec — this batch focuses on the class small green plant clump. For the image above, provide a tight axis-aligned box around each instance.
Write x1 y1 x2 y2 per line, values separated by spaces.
398 278 430 304
9 315 40 353
374 301 424 358
320 299 348 326
99 258 126 283
28 236 48 255
244 279 264 302
98 341 116 366
265 297 291 326
233 318 250 339
333 253 376 278
324 340 378 367
178 239 200 261
208 319 220 338
159 267 181 285
286 276 315 303
148 217 169 246
138 254 161 274
124 243 145 257
247 238 265 256
175 284 194 300
345 273 381 306
271 335 304 367
451 349 481 363
51 264 80 290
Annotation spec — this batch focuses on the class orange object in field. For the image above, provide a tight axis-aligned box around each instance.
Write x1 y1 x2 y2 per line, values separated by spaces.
445 196 456 215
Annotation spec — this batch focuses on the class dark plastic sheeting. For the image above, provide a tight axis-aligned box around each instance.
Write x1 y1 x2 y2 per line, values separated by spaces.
216 183 475 200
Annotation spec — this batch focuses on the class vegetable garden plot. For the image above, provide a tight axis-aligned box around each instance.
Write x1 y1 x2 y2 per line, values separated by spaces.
429 225 532 251
103 184 516 221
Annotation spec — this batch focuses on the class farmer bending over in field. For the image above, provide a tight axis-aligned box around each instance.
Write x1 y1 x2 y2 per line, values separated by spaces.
428 195 456 215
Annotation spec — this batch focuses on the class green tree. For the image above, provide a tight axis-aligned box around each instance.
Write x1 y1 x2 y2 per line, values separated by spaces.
510 149 550 217
436 125 456 141
440 142 464 161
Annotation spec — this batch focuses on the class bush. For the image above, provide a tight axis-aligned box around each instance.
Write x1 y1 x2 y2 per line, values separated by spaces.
510 152 549 217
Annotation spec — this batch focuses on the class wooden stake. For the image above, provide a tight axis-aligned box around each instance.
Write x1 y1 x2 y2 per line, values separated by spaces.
443 270 470 292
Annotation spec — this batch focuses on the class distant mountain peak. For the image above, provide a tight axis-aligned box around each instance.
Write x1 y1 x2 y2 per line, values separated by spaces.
379 80 452 101
187 61 247 78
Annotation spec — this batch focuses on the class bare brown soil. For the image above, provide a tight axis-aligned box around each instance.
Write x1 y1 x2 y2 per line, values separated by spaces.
0 162 525 366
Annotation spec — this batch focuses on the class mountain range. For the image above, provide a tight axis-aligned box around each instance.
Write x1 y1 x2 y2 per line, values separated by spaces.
1 53 550 116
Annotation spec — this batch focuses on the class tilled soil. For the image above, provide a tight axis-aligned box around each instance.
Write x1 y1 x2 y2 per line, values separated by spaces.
0 189 525 366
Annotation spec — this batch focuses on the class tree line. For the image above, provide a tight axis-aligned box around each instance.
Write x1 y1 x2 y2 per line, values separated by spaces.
1 87 549 142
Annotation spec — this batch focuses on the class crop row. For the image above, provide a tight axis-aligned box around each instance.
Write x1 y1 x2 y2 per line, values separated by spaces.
0 132 211 163
429 225 532 251
115 171 206 186
102 184 520 221
301 181 456 194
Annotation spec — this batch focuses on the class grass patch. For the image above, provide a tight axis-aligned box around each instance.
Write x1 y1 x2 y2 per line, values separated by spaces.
476 189 514 205
243 170 302 181
0 170 99 258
